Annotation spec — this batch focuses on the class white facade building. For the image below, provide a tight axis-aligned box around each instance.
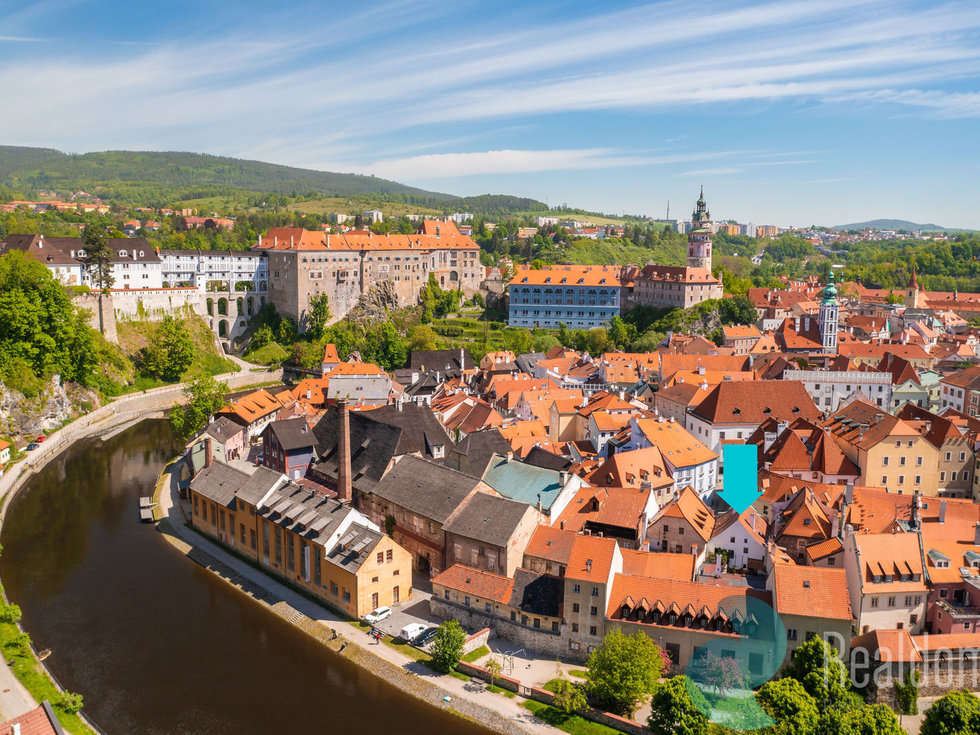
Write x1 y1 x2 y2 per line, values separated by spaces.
782 369 892 413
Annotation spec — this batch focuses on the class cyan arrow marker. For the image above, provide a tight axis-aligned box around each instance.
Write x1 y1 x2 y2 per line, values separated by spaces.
718 444 762 514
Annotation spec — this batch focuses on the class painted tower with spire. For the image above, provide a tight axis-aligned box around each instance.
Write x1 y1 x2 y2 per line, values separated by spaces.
817 270 839 353
687 187 713 271
905 267 925 309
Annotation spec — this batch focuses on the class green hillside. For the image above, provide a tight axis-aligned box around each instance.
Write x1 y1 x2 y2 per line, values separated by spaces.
832 218 950 232
0 146 549 216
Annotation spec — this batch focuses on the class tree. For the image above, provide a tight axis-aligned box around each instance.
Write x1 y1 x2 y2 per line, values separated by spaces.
361 322 407 372
141 316 193 382
647 676 709 735
250 324 274 351
58 691 84 714
277 317 297 345
608 316 636 348
504 328 534 357
820 701 904 735
756 678 819 735
551 669 588 714
308 293 331 338
894 669 919 723
170 374 227 438
885 291 904 305
718 295 759 325
691 651 746 696
0 250 97 390
585 628 665 716
430 619 466 673
920 691 980 735
484 657 502 689
584 328 611 356
409 325 439 351
81 225 114 291
787 636 850 707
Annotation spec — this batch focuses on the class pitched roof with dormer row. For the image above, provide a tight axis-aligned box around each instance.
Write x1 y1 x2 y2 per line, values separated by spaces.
692 381 820 425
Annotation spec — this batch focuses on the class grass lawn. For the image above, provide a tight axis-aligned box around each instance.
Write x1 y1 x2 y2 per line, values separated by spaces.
243 341 289 365
383 637 431 663
0 602 94 734
569 669 588 678
487 684 516 698
461 645 489 663
521 701 621 735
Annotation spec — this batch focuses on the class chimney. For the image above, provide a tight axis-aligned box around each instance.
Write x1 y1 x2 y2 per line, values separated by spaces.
337 398 352 502
559 470 568 486
204 436 213 469
537 494 543 513
844 483 854 506
974 522 980 546
505 451 513 461
831 514 840 538
939 499 947 524
585 558 592 573
459 347 465 369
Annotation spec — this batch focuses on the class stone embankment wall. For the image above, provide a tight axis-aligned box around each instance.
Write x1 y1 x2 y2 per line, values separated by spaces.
0 368 282 505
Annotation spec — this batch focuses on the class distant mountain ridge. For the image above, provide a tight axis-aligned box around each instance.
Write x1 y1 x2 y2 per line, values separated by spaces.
832 218 950 232
0 145 549 215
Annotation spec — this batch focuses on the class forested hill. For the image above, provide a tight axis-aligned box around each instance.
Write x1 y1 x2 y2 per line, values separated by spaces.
832 218 949 232
0 146 451 200
0 146 548 215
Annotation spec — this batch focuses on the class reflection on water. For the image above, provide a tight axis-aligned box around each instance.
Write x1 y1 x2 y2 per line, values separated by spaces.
0 420 491 735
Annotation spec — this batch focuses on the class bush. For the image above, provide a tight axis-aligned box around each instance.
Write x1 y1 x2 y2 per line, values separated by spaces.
0 603 22 624
58 691 84 714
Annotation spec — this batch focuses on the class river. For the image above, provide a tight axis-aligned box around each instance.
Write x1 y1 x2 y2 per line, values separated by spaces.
0 420 493 735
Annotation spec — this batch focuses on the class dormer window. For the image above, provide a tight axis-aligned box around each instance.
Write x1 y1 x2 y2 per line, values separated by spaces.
120 250 127 257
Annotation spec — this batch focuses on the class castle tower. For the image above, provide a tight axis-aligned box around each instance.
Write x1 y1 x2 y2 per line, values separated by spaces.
687 187 712 271
817 270 839 353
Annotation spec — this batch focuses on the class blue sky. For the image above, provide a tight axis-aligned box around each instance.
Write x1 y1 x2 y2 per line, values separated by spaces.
2 0 980 228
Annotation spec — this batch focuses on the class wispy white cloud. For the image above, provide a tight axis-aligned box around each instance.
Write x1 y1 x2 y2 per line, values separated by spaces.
365 148 744 178
0 35 46 42
1 0 979 173
679 168 744 177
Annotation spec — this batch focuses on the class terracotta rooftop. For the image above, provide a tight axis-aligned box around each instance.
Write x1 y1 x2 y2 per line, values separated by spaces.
771 561 852 621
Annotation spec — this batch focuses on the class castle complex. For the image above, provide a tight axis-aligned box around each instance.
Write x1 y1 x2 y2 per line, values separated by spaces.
0 219 482 344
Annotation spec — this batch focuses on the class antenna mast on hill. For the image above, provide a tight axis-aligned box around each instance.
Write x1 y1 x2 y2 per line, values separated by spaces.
666 201 670 220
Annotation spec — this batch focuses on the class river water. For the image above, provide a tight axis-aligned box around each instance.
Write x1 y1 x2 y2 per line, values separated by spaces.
0 420 493 735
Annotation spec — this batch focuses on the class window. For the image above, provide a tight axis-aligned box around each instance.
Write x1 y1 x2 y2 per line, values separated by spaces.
870 597 879 608
787 629 798 640
552 621 560 632
343 588 351 602
330 581 338 596
916 456 923 466
485 603 492 613
589 626 597 636
250 529 257 550
510 611 516 621
573 584 581 593
572 623 579 633
287 536 295 570
590 606 598 616
464 596 471 606
386 549 393 562
275 527 282 565
572 602 580 613
377 552 384 564
240 523 246 544
882 456 890 466
591 586 599 597
263 522 270 557
888 596 896 607
193 496 199 515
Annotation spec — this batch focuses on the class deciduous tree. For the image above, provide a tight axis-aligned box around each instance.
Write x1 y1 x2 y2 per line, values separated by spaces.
585 628 665 716
430 619 466 674
647 676 709 735
920 690 980 735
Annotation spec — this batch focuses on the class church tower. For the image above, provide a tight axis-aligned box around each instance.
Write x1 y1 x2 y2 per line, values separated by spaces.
817 270 840 353
687 187 713 271
904 267 924 309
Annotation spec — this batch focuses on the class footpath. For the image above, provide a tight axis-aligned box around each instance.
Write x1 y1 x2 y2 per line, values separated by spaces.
156 462 556 735
0 367 281 725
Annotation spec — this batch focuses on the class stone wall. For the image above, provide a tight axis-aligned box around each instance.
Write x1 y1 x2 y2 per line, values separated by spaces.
431 598 578 661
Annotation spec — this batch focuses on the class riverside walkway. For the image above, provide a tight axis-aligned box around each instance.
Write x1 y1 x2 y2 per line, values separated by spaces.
156 461 557 735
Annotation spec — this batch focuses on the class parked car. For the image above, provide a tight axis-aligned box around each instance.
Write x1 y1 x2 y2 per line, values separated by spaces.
26 443 39 451
364 606 392 624
36 435 46 443
414 626 439 647
399 623 428 642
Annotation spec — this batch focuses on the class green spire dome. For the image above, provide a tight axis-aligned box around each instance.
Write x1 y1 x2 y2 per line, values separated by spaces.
820 270 838 304
691 186 710 223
